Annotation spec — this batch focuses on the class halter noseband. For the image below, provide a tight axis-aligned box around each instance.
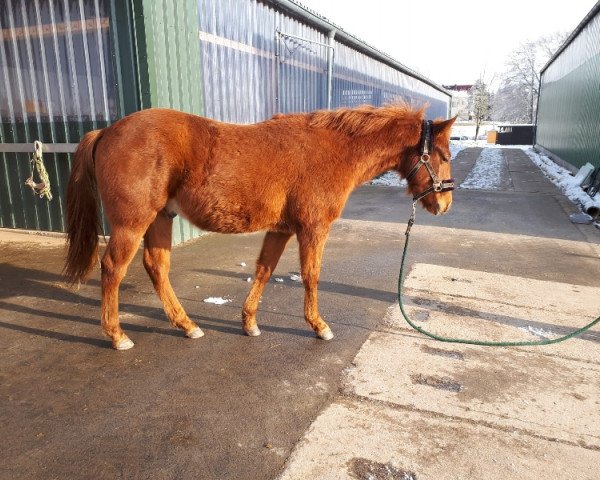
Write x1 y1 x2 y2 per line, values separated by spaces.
405 120 455 202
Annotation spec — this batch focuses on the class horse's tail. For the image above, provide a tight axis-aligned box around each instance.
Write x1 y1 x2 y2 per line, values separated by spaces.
64 129 104 285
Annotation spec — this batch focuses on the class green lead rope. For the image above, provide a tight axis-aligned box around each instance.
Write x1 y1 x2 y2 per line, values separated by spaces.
398 211 600 347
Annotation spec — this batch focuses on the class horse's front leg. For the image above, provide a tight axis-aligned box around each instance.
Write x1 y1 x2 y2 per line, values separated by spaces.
298 227 333 340
242 231 293 336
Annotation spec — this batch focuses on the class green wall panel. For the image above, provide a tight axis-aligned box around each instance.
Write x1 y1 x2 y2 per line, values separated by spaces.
133 0 204 244
0 0 117 231
0 0 205 245
536 7 600 170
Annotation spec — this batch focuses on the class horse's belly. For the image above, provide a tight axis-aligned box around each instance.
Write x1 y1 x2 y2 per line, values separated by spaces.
170 197 281 234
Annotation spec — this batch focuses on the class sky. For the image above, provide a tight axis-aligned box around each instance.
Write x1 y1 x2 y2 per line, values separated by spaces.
296 0 597 88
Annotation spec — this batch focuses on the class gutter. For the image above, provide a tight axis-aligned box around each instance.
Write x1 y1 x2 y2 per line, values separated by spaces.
263 0 451 99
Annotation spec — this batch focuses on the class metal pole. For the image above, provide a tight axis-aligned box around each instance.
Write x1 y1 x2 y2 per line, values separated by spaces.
0 143 79 153
275 30 281 113
533 74 543 147
326 29 335 110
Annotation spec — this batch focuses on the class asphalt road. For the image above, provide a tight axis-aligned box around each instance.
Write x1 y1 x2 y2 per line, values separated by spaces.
0 148 598 479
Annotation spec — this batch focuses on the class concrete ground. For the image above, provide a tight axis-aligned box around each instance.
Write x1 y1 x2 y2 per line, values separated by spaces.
1 148 599 479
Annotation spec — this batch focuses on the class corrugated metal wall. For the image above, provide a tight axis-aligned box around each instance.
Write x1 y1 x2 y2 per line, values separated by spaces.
197 0 450 123
0 0 205 244
1 0 449 240
333 42 448 117
0 0 116 231
536 3 600 169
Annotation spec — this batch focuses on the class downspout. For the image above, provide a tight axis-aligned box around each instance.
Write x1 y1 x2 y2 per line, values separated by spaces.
533 73 542 147
275 30 281 113
326 29 335 109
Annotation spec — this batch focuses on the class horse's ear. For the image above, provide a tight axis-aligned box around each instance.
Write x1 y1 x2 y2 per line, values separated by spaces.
433 116 457 136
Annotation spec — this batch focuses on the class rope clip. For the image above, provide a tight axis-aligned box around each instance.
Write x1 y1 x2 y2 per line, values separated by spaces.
405 200 417 236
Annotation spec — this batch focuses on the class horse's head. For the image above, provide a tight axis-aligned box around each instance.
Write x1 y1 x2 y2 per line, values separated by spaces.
401 117 456 215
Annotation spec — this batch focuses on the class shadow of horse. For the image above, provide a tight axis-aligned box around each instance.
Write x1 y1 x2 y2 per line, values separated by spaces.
0 262 314 348
193 268 398 304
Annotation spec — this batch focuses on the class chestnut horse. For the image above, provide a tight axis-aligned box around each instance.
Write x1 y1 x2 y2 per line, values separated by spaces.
65 104 455 349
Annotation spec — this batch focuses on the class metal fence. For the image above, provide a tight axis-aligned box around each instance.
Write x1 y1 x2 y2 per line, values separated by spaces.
536 1 600 170
1 0 450 238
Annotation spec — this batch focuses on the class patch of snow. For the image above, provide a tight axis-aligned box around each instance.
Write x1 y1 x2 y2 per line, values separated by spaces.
290 274 302 282
460 148 504 190
274 278 284 283
246 277 252 282
370 171 407 187
368 141 469 188
239 262 247 267
520 325 555 339
449 141 467 160
203 297 230 305
523 148 600 214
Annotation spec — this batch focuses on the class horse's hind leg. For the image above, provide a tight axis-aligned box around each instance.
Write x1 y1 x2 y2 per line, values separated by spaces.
101 225 147 350
143 214 203 339
298 227 333 340
242 231 292 336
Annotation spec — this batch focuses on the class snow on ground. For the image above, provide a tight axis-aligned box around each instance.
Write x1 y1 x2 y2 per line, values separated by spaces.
520 325 556 339
369 140 468 187
203 297 231 305
523 148 600 215
449 141 468 159
460 148 504 190
367 137 599 218
370 171 406 186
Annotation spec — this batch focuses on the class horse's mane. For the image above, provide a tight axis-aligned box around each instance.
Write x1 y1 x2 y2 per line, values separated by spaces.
308 102 425 136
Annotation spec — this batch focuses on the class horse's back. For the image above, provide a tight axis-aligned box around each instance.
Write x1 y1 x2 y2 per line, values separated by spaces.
92 108 349 233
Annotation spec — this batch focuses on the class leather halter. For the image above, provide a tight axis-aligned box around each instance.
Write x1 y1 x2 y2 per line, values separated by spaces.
405 120 455 202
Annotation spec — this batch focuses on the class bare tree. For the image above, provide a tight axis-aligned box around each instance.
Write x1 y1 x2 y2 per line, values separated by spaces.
493 32 567 123
491 83 530 123
469 79 490 140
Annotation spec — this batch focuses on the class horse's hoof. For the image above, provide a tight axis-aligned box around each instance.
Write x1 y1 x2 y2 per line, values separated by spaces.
186 327 204 339
245 326 261 337
317 328 334 341
115 336 135 350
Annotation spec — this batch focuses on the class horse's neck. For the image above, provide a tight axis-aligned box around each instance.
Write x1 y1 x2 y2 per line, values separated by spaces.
347 134 409 186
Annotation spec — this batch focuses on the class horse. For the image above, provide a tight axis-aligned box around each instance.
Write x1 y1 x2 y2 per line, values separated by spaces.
64 103 455 350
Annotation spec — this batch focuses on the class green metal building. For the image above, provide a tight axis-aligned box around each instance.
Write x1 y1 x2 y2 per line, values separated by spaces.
536 1 600 171
0 0 450 243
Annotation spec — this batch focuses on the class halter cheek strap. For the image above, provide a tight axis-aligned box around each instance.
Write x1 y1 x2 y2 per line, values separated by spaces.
406 120 455 202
